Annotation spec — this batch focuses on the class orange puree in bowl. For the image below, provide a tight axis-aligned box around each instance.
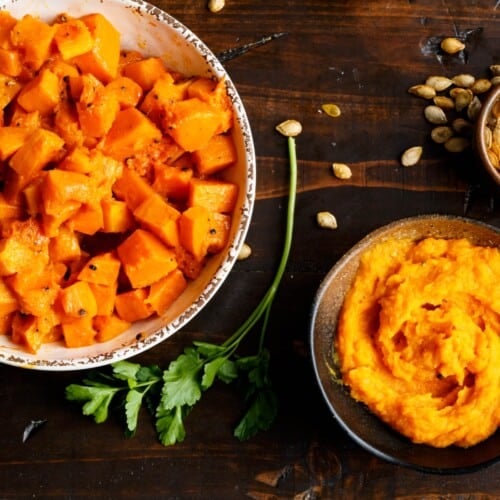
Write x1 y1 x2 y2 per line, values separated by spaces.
336 237 500 448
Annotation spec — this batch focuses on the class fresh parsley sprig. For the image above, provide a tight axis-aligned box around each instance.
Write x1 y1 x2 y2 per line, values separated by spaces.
65 123 300 445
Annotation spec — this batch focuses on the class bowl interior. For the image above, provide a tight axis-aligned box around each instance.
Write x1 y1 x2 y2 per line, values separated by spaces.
0 0 255 370
475 84 500 187
310 215 500 473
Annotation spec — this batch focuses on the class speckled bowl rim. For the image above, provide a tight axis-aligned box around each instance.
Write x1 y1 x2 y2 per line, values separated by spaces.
0 0 256 371
310 214 500 473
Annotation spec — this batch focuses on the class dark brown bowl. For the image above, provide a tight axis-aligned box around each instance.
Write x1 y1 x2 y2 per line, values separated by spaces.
310 214 500 473
475 84 500 187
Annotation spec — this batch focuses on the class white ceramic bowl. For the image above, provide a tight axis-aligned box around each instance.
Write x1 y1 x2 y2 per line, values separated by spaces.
0 0 256 370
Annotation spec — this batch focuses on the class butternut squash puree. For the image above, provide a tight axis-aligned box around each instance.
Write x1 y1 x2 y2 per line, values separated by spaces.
336 237 500 448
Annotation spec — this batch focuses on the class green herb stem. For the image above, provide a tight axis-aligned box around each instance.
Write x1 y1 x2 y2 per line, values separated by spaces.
222 136 298 354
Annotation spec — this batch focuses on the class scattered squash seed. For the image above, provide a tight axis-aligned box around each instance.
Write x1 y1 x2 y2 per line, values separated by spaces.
321 103 341 118
275 119 302 137
430 126 454 144
316 211 338 230
424 105 447 124
433 95 455 110
408 84 436 99
208 0 225 13
401 146 423 167
425 76 453 92
440 37 465 54
332 162 352 179
237 242 252 260
444 136 470 153
451 73 475 89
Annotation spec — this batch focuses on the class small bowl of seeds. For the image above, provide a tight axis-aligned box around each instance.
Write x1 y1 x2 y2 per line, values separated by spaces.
475 84 500 188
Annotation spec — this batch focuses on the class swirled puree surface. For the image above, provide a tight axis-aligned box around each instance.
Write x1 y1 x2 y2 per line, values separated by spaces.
336 237 500 448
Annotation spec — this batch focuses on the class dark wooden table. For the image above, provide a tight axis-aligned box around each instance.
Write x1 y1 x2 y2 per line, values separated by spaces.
1 1 499 498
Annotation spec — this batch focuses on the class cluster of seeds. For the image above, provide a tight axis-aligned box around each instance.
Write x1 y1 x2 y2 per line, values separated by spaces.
402 66 500 166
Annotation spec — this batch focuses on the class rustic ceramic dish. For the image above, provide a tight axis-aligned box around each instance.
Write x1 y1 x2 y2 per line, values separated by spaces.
310 215 500 473
475 84 500 188
0 0 256 370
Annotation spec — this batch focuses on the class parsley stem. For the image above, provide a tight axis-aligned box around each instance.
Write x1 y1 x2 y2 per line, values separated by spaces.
222 136 298 353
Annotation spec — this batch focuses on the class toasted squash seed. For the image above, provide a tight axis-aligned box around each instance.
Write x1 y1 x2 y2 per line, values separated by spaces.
452 74 475 88
408 84 436 99
401 146 423 167
424 105 447 124
471 78 492 95
444 137 470 153
275 119 302 137
430 126 454 144
425 76 453 92
321 103 341 118
237 243 252 260
316 211 338 229
332 163 352 179
208 0 225 12
440 37 465 54
454 89 473 112
433 95 455 110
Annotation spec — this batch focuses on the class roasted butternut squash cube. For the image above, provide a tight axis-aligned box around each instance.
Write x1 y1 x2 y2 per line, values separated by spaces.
133 194 181 248
49 225 82 263
106 76 143 109
88 283 117 317
59 280 98 318
62 316 96 348
192 133 237 175
0 126 31 161
54 18 94 60
112 167 157 211
102 107 162 161
178 205 211 261
73 13 120 83
16 69 60 115
115 287 153 322
94 314 130 342
117 229 178 288
163 97 221 152
152 163 193 201
101 198 134 233
122 57 167 91
188 178 238 214
0 48 22 76
146 268 187 316
77 252 121 286
9 129 65 183
10 15 56 71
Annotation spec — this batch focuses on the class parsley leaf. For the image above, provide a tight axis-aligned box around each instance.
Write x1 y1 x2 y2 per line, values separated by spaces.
161 347 203 409
156 405 186 446
234 387 278 441
65 384 120 424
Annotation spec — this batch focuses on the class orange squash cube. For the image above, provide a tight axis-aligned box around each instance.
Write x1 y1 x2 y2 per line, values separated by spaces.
59 280 98 318
73 13 120 83
54 18 94 60
146 268 187 316
117 229 178 288
115 287 153 322
16 69 60 115
94 314 130 342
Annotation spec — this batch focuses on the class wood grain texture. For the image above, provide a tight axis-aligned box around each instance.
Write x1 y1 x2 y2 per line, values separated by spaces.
0 1 499 498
